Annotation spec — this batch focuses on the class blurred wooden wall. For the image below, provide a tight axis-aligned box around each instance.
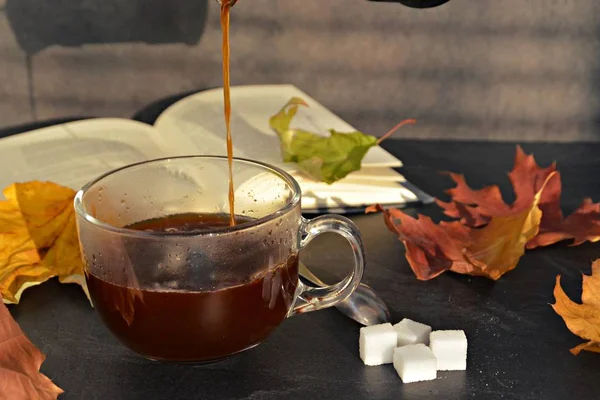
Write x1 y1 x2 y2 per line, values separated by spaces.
1 0 599 141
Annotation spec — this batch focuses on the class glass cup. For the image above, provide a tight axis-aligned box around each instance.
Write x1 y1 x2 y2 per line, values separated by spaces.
74 156 365 362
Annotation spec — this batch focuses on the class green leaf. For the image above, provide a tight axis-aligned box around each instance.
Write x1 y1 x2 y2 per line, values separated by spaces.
269 97 379 184
269 97 308 136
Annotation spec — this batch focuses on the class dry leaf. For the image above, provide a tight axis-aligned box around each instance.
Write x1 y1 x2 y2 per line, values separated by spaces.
528 198 600 248
0 182 87 304
0 201 40 268
437 146 560 224
437 146 599 248
0 295 63 398
367 173 552 280
0 199 51 304
462 187 544 280
436 172 509 227
552 260 600 355
366 205 471 280
42 212 90 300
0 264 56 305
3 182 75 249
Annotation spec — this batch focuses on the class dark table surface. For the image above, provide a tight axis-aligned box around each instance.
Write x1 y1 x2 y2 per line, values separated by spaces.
3 120 600 399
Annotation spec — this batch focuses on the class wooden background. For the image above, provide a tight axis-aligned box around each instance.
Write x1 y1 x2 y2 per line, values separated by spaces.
1 0 599 142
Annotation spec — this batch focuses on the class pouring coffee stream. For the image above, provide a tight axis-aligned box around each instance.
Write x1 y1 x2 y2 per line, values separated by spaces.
217 0 422 320
219 1 235 226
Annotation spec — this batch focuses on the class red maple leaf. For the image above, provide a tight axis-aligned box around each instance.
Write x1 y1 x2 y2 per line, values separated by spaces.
369 146 599 280
437 146 597 248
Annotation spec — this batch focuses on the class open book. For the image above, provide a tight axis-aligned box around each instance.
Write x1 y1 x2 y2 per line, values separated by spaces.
0 85 431 213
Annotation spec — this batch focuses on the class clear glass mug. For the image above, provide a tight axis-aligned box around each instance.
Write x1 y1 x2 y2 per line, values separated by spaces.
74 156 365 362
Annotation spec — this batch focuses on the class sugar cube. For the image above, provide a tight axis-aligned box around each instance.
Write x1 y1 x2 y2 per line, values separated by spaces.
429 330 468 371
359 323 398 366
394 318 432 346
393 344 437 383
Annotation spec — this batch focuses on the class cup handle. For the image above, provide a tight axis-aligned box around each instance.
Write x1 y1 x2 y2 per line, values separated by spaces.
288 215 366 316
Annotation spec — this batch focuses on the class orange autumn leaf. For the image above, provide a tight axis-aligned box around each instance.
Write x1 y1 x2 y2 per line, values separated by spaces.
569 341 600 356
367 171 552 280
0 295 63 398
437 146 599 248
0 181 87 304
367 176 547 280
552 260 600 355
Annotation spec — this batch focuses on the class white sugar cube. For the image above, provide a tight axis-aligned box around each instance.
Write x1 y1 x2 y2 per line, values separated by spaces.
359 323 398 366
394 318 432 346
429 330 468 371
393 344 437 383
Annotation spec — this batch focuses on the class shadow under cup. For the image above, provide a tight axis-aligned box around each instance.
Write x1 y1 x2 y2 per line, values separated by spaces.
74 156 365 362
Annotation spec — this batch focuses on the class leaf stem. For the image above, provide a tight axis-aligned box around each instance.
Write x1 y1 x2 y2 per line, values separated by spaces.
376 119 417 145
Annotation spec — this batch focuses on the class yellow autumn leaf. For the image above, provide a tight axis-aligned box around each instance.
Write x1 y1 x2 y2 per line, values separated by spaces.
42 212 89 300
553 259 600 355
0 181 87 304
3 182 75 249
0 201 40 268
0 200 47 303
0 264 56 305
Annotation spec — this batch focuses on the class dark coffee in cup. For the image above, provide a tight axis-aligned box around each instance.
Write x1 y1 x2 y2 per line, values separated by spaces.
86 213 299 362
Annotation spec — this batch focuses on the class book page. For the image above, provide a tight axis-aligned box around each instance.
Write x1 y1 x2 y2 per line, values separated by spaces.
301 184 418 210
154 84 404 171
295 167 406 183
0 119 180 191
